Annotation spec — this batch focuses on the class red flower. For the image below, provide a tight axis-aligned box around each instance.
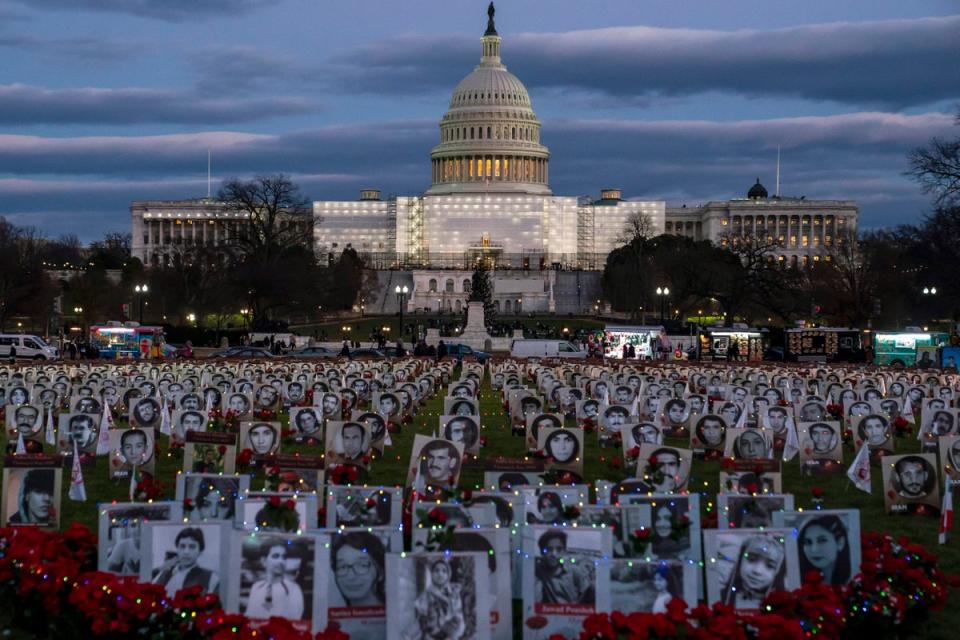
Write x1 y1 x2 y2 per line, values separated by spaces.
284 499 296 511
427 507 448 525
366 497 378 508
218 445 227 454
811 486 824 499
461 488 473 501
269 495 281 508
634 528 651 540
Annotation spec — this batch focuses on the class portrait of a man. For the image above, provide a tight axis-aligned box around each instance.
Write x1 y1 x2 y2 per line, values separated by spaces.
881 454 940 515
857 414 891 449
693 415 725 449
534 529 594 605
410 436 464 491
131 398 161 429
443 415 480 453
243 422 280 457
6 468 58 526
150 526 221 598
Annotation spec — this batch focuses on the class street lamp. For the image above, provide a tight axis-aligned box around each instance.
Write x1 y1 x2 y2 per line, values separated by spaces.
656 286 670 324
395 285 409 339
134 284 148 323
360 297 366 317
923 287 937 295
240 308 249 329
186 313 196 325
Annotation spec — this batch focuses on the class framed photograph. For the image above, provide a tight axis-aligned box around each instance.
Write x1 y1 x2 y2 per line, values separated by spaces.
172 409 208 444
798 421 844 475
129 397 162 430
2 456 62 528
881 453 940 516
483 468 543 493
72 395 103 416
521 486 587 525
762 406 793 441
406 434 465 496
940 435 960 480
140 521 228 599
537 427 584 475
289 407 323 443
690 414 726 452
703 528 799 609
440 528 513 640
108 427 156 480
719 471 783 494
57 411 100 457
576 505 632 558
521 526 611 640
176 473 249 523
660 398 690 437
183 431 237 475
223 391 253 418
326 421 372 469
600 403 634 443
441 414 481 455
225 530 327 634
239 421 282 459
723 428 774 461
853 414 895 458
717 493 795 529
524 413 561 450
5 404 43 443
512 394 544 425
634 444 693 494
444 397 479 417
576 398 601 425
98 501 182 575
252 384 281 412
610 560 698 614
352 411 388 451
326 486 403 530
327 527 395 638
611 494 701 565
372 392 401 423
772 509 861 586
385 551 491 640
316 392 342 421
237 492 319 532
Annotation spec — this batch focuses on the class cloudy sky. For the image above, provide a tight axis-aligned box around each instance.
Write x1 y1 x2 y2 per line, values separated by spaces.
1 0 958 240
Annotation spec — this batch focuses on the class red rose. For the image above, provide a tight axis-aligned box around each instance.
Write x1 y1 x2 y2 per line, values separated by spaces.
634 528 651 540
269 495 281 508
462 488 473 501
428 507 448 525
218 445 227 454
811 487 824 499
366 497 378 508
284 499 296 511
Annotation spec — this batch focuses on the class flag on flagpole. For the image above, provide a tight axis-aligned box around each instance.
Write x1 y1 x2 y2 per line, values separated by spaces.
159 397 171 436
129 464 139 501
68 437 87 502
96 405 112 455
782 423 800 462
44 406 55 445
940 480 954 545
846 443 872 493
15 431 26 454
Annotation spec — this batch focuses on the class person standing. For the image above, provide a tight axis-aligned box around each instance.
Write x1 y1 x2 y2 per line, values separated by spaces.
437 340 448 361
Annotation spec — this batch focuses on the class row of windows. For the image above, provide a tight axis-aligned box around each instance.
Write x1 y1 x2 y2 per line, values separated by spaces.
442 124 538 143
452 91 528 107
426 278 473 293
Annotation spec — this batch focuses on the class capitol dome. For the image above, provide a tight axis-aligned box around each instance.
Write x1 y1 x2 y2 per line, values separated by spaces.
427 3 551 195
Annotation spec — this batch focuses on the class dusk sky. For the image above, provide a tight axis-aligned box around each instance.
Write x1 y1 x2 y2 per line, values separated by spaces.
2 0 958 241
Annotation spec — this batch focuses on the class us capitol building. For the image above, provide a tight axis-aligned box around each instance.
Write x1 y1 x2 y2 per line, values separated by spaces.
131 5 858 314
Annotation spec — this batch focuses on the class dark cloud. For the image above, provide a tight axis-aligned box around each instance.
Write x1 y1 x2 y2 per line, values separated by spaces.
8 0 280 21
0 84 317 125
185 46 315 96
0 34 141 63
0 111 953 239
330 16 960 108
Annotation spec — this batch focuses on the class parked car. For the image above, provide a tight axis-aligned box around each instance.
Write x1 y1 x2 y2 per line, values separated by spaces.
444 343 490 363
289 346 338 358
348 348 386 359
208 347 275 359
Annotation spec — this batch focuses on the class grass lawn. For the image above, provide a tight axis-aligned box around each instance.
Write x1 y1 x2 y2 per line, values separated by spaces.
10 365 960 638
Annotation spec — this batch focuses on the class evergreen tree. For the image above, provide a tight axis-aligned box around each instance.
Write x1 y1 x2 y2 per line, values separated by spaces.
468 260 495 323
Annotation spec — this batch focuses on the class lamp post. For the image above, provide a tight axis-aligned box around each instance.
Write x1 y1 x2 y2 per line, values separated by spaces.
923 287 937 295
134 284 148 323
656 286 670 324
394 285 409 340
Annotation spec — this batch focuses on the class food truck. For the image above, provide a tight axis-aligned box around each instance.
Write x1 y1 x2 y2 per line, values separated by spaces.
603 325 666 359
703 325 764 361
785 327 864 363
872 329 948 367
89 323 167 360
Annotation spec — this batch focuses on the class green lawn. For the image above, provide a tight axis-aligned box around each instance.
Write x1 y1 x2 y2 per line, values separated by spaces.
8 367 960 638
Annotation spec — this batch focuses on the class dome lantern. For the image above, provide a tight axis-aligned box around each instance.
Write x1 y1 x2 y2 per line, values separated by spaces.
748 178 769 200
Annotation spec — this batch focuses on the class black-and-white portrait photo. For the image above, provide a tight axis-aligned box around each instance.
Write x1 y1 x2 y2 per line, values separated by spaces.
704 529 799 610
610 560 695 615
109 427 156 479
237 533 317 625
635 444 692 494
326 421 372 468
144 523 225 599
2 465 61 528
99 502 180 576
855 414 893 452
240 421 281 457
407 435 464 493
130 397 162 429
6 404 42 441
290 407 322 442
719 494 794 529
537 427 584 474
691 414 726 450
445 397 479 417
442 415 481 455
387 552 489 640
725 428 774 461
58 412 99 455
224 392 253 417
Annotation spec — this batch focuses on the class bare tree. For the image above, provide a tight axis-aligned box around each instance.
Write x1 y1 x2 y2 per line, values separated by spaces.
807 230 879 326
216 174 314 261
616 211 656 245
907 107 960 205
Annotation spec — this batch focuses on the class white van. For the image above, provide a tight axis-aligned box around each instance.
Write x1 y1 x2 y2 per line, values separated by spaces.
0 334 59 360
510 339 587 359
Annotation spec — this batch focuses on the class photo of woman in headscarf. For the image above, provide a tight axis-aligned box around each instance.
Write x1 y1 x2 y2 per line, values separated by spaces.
719 533 787 609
